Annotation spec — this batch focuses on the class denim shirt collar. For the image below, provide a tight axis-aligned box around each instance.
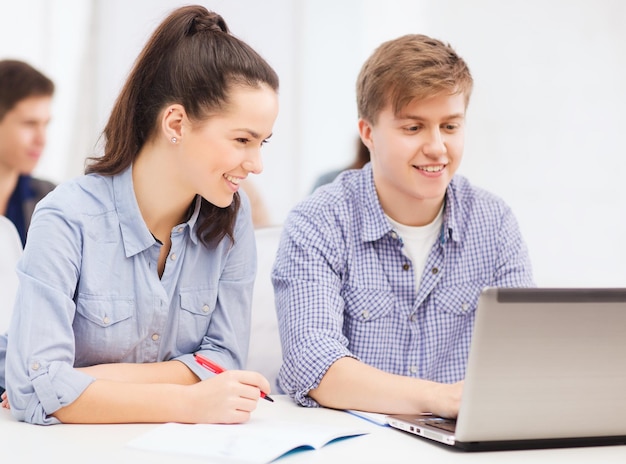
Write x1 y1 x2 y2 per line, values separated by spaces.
112 165 201 257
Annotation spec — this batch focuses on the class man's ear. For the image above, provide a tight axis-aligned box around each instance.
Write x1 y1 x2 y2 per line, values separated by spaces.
358 118 374 153
161 105 184 144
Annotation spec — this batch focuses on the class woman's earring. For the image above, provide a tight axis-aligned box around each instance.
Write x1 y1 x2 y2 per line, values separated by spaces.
171 137 177 144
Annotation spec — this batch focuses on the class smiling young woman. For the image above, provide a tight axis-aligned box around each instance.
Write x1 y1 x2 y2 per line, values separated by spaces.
1 5 280 426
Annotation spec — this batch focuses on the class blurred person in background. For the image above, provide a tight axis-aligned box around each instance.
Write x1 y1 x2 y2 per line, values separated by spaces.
0 59 55 247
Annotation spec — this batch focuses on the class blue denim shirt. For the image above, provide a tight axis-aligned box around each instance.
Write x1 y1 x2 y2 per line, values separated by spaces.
2 166 256 424
272 163 534 407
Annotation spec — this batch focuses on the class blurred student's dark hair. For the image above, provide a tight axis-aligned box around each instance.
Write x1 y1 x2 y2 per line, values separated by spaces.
0 60 54 121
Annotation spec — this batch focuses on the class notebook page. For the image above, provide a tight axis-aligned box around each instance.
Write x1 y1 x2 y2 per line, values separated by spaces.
128 419 368 463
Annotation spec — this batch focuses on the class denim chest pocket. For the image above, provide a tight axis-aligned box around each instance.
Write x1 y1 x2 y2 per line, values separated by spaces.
74 294 135 363
75 295 134 326
433 281 485 317
177 288 218 353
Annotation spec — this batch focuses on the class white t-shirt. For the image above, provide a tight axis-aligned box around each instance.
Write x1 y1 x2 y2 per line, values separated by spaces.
386 206 444 289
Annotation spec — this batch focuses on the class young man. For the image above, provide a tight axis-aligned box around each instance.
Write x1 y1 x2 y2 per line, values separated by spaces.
0 59 55 246
272 34 534 419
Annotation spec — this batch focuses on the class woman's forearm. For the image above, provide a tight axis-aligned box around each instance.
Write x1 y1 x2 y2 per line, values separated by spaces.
77 360 199 385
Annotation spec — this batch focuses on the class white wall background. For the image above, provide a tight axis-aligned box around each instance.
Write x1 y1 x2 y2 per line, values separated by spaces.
1 0 624 287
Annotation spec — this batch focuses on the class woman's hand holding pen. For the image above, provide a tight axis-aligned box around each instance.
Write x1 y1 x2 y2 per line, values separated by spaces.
184 370 272 424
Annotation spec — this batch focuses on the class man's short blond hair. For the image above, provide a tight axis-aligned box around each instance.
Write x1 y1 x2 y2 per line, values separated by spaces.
357 34 473 123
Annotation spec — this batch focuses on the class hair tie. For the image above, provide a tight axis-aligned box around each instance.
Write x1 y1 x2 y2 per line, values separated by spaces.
190 14 229 34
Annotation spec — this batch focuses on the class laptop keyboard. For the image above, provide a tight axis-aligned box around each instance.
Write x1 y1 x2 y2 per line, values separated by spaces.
422 418 457 433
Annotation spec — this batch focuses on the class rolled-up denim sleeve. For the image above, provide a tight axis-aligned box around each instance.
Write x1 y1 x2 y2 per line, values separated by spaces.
6 201 95 425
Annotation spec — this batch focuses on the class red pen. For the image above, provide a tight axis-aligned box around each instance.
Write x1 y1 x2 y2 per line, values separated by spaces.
193 352 274 402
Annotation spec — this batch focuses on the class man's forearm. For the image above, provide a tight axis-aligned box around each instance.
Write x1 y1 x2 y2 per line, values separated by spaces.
309 357 463 418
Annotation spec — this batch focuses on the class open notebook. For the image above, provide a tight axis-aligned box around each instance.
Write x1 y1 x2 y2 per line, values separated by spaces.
387 287 626 451
128 419 368 463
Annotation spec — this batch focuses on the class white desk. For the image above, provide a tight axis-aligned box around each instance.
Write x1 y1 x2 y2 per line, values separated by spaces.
2 395 625 463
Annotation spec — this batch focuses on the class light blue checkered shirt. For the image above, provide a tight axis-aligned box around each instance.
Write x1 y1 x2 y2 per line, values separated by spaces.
272 163 534 407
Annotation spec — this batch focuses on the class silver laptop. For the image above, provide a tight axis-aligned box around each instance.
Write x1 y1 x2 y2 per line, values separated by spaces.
387 287 626 451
